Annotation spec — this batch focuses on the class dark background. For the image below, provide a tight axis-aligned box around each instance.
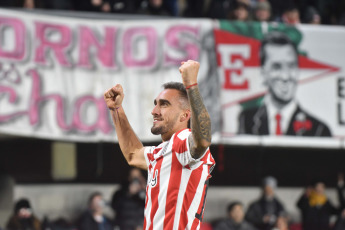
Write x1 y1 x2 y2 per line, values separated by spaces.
1 137 344 187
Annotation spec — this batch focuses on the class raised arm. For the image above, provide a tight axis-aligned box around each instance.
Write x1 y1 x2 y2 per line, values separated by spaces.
179 60 212 159
104 84 147 170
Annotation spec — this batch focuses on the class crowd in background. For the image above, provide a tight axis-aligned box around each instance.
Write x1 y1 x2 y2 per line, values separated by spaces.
2 170 345 230
0 0 345 25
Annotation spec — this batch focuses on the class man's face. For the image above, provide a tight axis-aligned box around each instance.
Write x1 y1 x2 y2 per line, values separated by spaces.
315 182 325 194
262 44 298 105
151 89 187 140
229 204 244 224
90 195 104 213
264 185 275 197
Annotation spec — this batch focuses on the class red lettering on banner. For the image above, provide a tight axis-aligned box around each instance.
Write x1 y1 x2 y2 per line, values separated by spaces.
0 68 113 133
223 69 248 89
164 25 200 65
123 27 157 67
0 17 26 61
217 44 250 89
77 26 117 69
34 22 72 67
214 29 261 90
27 69 71 129
0 16 202 70
72 96 112 133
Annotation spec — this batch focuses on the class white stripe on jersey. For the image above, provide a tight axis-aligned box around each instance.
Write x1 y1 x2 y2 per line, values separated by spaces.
152 146 172 228
186 164 210 230
143 129 215 230
172 164 193 228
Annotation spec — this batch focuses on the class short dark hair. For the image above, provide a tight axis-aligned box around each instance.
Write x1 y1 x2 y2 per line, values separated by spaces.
227 201 243 213
163 82 188 101
260 31 298 66
88 191 102 206
162 82 190 128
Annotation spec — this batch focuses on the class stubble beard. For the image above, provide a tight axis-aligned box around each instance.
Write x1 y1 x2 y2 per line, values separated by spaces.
151 116 179 136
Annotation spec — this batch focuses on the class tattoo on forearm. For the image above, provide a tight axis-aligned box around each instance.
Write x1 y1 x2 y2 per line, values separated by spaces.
188 87 212 144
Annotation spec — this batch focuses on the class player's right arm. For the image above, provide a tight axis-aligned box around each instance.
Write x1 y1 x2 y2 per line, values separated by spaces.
104 84 147 170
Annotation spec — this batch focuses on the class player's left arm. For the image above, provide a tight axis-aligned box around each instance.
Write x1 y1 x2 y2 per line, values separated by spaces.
179 60 211 159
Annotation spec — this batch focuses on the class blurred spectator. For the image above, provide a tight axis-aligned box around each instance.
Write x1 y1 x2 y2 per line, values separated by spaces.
214 201 257 230
6 198 41 230
334 172 345 230
0 0 43 8
72 0 106 12
228 1 251 21
302 6 321 24
337 172 345 210
41 216 75 230
77 192 113 230
296 181 338 230
137 0 172 16
282 6 300 25
183 0 206 17
334 209 345 230
272 216 289 230
111 168 146 230
254 1 271 22
99 0 139 13
245 176 286 230
206 0 235 19
44 0 72 10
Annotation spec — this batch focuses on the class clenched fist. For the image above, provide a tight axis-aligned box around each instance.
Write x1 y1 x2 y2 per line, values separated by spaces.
104 84 124 110
179 60 200 87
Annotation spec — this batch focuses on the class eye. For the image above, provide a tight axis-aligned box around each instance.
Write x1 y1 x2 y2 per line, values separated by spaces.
272 63 282 70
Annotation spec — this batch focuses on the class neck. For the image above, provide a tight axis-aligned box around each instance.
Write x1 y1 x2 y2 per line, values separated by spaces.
161 132 173 142
161 126 187 141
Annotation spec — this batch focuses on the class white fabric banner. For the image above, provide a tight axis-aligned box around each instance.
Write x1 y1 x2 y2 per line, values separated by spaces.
0 9 218 142
1 9 344 148
215 21 345 148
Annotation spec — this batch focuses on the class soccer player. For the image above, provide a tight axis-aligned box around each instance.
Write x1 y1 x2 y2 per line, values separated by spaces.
104 60 215 230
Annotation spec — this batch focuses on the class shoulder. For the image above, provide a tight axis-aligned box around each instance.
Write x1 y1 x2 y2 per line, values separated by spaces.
170 129 191 149
240 106 264 118
242 220 257 230
247 199 261 210
174 129 191 140
294 106 332 136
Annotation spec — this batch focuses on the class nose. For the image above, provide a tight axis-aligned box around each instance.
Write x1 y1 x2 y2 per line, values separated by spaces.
151 104 159 116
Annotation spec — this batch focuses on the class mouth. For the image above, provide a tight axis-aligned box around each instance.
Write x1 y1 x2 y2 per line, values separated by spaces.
153 117 162 124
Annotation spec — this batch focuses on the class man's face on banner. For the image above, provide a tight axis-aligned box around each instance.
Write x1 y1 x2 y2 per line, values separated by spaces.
262 44 298 104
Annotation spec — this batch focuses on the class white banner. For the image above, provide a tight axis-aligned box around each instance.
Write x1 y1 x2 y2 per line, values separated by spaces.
215 21 345 148
0 9 219 142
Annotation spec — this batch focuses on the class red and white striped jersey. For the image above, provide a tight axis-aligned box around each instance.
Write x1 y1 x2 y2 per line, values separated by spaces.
143 129 215 230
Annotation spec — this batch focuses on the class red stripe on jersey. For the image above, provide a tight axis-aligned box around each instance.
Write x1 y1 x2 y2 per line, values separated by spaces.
179 167 203 229
143 184 149 230
191 180 208 229
163 149 183 229
191 217 201 230
172 131 188 154
147 153 154 163
148 158 163 230
153 147 162 155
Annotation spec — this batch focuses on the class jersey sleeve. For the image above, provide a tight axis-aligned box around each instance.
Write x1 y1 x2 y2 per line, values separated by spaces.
144 146 155 168
173 129 209 168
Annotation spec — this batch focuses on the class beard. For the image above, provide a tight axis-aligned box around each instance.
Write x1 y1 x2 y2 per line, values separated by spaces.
151 115 179 135
151 125 164 135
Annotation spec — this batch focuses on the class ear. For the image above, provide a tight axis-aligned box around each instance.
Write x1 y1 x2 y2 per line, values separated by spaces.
180 109 191 123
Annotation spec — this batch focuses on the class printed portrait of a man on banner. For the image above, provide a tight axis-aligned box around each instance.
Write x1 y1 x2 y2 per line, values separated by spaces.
238 31 331 136
215 21 345 146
